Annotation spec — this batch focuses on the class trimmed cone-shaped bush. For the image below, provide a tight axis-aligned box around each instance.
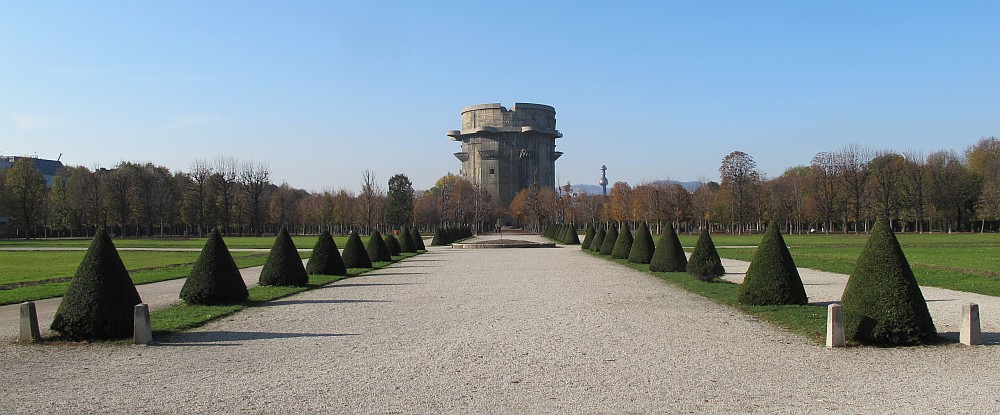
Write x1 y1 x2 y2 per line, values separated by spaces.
399 226 416 253
628 222 655 264
687 228 725 282
738 223 808 306
366 230 392 262
50 231 142 340
581 224 596 250
431 227 446 246
841 220 937 345
566 224 581 245
649 224 687 272
411 227 426 251
611 224 634 259
306 231 347 276
342 231 372 269
385 234 401 256
599 225 618 255
590 226 606 252
258 228 309 286
180 229 249 305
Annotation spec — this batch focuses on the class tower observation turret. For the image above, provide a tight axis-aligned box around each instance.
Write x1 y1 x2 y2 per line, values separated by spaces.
599 165 608 196
446 103 562 210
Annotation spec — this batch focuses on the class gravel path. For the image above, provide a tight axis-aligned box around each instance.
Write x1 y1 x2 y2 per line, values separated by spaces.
2 236 999 413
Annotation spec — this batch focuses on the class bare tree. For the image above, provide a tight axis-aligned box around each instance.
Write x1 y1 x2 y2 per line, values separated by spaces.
213 156 239 236
837 144 872 232
188 159 213 236
360 170 383 233
239 160 271 236
810 152 840 234
719 151 760 234
868 151 906 226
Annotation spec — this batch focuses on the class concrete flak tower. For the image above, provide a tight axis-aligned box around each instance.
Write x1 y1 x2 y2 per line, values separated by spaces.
447 103 562 209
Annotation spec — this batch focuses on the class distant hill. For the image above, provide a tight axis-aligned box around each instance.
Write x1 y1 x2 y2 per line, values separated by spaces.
567 180 702 195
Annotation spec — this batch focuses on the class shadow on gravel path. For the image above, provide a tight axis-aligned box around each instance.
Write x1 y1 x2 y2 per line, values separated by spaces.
159 330 359 345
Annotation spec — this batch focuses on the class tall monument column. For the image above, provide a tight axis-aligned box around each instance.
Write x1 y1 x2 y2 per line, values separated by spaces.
446 103 563 210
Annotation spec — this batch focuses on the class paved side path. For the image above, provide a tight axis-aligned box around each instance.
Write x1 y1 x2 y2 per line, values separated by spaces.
2 237 999 413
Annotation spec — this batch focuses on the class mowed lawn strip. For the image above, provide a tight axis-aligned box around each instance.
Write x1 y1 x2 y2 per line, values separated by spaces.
0 235 354 249
690 233 1000 297
150 252 420 335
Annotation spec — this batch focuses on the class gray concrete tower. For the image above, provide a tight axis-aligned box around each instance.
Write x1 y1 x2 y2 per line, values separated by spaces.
447 103 563 209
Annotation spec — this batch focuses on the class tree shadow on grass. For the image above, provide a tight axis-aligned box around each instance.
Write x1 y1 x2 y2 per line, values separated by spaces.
157 331 358 346
257 299 388 307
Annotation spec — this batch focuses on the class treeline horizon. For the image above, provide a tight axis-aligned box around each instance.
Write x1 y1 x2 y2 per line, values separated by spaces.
2 136 999 238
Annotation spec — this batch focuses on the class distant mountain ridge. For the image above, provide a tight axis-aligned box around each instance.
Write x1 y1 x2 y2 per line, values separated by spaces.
567 180 702 195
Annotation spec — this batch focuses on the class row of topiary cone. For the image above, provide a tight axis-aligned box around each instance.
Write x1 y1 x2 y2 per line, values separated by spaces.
430 225 472 246
49 227 426 340
583 219 937 346
582 222 723 281
542 223 581 245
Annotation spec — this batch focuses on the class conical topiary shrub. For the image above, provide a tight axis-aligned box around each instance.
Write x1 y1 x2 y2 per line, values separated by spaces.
385 234 401 256
306 231 347 276
258 228 309 286
590 226 606 252
649 224 687 272
411 227 426 251
366 230 392 262
342 231 372 269
50 230 142 340
628 222 655 264
581 224 596 250
180 229 249 305
611 223 634 259
738 223 808 306
686 228 725 282
566 224 581 245
431 227 446 246
399 226 416 253
841 220 937 345
599 225 618 256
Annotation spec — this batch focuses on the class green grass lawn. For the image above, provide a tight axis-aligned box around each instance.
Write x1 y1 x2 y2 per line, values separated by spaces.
0 235 347 249
675 232 1000 297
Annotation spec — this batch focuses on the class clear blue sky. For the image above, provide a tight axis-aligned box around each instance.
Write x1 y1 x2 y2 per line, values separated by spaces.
2 1 998 192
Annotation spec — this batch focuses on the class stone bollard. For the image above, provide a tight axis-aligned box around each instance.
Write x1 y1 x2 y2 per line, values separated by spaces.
133 304 153 345
960 303 982 346
18 302 41 343
826 303 845 348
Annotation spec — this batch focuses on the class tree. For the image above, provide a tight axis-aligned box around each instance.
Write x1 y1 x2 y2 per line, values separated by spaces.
868 151 906 225
239 160 271 236
360 170 384 234
599 224 618 256
627 221 655 264
902 151 929 232
967 137 1000 232
810 152 841 233
840 220 937 345
213 156 240 236
607 181 633 224
4 158 46 238
180 229 249 304
590 226 606 253
187 159 213 236
926 150 978 232
399 225 416 253
581 223 596 250
611 222 634 259
306 231 347 276
385 173 415 229
837 144 873 233
411 226 426 251
686 228 724 281
258 228 309 286
719 151 760 234
649 223 687 272
50 231 142 339
738 223 807 306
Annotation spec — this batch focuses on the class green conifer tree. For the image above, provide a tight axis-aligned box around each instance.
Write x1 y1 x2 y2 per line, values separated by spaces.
411 227 426 250
399 225 416 253
180 229 249 304
385 234 401 256
599 225 619 256
841 220 937 345
738 223 808 305
258 228 309 286
686 228 725 281
306 231 347 276
431 227 447 246
627 222 655 264
581 224 596 250
50 231 143 340
591 226 607 253
366 230 392 262
649 224 688 272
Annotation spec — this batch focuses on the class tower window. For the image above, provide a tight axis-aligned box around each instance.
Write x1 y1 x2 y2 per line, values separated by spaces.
490 168 495 175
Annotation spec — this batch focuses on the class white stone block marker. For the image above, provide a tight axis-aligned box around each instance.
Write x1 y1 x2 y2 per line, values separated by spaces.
18 302 41 343
826 303 845 348
960 303 982 346
133 304 153 345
